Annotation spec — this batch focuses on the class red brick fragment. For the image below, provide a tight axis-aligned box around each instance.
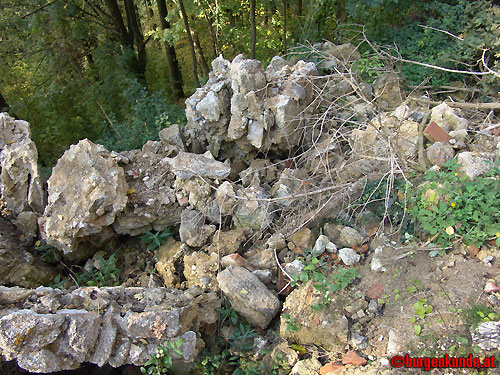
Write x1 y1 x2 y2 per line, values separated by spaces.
366 282 384 300
320 362 344 374
342 350 367 366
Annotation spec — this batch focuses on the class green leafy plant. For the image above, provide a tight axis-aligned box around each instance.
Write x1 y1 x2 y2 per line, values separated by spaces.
281 313 300 332
411 298 433 336
52 254 120 288
352 51 385 83
411 159 500 247
35 240 62 264
140 229 174 251
290 247 359 311
141 338 185 375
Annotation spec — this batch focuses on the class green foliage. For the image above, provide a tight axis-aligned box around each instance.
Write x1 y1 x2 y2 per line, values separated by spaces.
290 247 359 311
352 51 385 83
141 338 185 375
281 313 300 332
410 298 433 336
35 240 62 264
411 159 500 247
97 80 186 152
52 254 120 288
140 229 174 252
463 305 500 327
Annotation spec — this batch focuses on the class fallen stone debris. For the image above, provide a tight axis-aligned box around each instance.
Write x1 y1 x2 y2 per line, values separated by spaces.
1 41 500 374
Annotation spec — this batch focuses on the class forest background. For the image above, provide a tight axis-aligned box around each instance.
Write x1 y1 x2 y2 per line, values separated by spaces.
1 0 499 167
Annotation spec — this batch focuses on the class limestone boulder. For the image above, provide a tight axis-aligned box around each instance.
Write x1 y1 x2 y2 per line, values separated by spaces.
39 139 128 255
0 113 44 217
232 186 274 231
217 266 280 328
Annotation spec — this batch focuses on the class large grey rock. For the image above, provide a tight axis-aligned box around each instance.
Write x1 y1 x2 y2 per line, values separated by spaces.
427 142 455 166
338 248 361 265
0 113 44 216
113 144 182 236
166 151 231 179
39 139 128 255
0 286 218 373
338 226 364 248
217 266 280 328
183 55 317 160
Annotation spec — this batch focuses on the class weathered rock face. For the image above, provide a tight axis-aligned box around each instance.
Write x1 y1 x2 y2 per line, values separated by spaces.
0 286 218 373
280 280 349 352
179 209 216 247
113 142 182 236
0 113 44 217
232 186 274 231
184 54 317 161
155 238 188 287
217 266 280 328
0 216 57 288
166 151 231 180
39 139 128 256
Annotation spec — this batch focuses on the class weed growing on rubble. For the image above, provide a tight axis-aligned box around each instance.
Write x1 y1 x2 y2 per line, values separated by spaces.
35 240 62 264
290 247 359 311
51 254 119 288
140 228 173 251
141 338 184 375
411 159 500 248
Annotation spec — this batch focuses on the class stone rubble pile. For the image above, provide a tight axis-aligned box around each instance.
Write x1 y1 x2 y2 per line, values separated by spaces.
0 42 499 374
0 286 218 373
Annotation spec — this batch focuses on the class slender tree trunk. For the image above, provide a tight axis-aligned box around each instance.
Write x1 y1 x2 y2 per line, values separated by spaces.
250 0 256 59
283 0 287 53
104 0 133 48
124 0 147 81
0 91 10 112
178 0 200 87
204 12 218 56
190 22 209 76
157 0 185 99
297 0 302 16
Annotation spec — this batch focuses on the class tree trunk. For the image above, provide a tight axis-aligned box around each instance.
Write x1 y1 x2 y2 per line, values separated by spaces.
297 0 302 16
282 0 287 53
157 0 185 99
124 0 147 81
250 0 256 59
190 22 209 76
0 91 10 112
178 0 200 87
104 0 133 48
204 12 218 57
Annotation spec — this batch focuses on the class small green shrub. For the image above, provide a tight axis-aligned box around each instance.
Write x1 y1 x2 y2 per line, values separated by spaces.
52 254 120 288
290 247 359 310
140 229 174 251
141 338 185 375
411 159 500 247
352 51 385 83
35 240 62 264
